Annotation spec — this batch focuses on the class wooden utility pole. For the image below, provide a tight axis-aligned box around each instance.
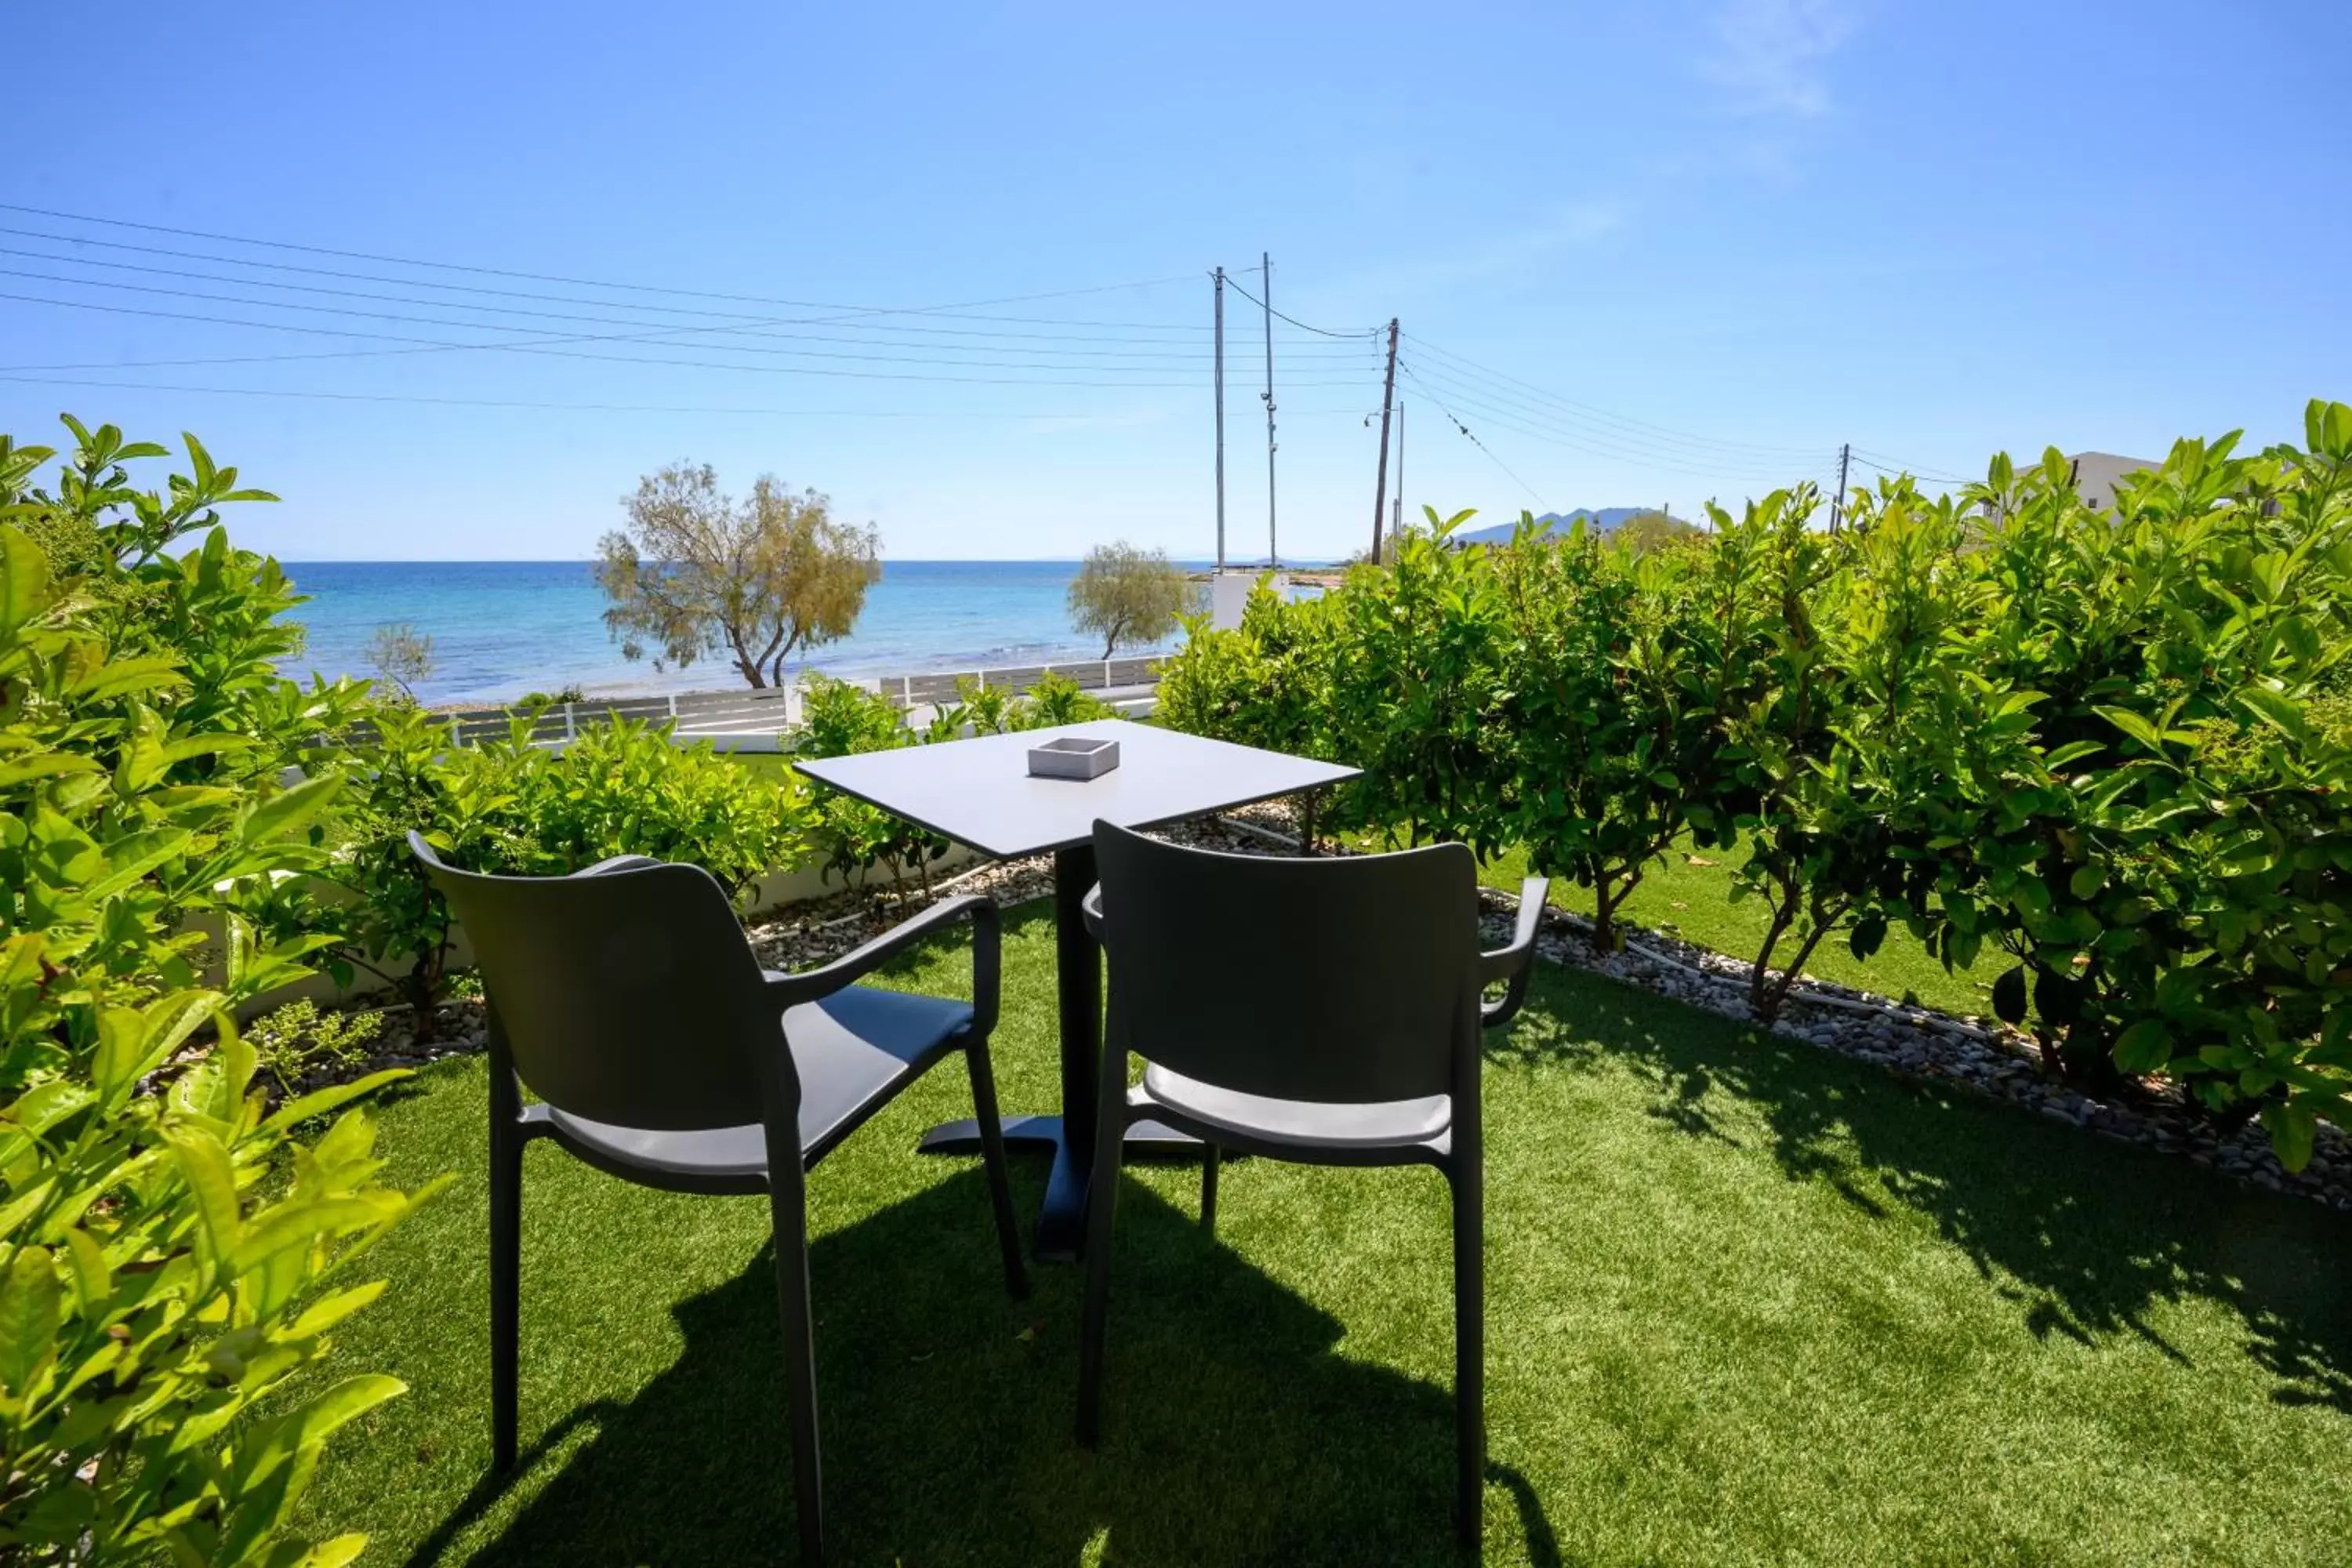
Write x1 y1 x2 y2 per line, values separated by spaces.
1370 318 1400 564
1260 251 1277 568
1213 267 1227 570
1830 442 1851 532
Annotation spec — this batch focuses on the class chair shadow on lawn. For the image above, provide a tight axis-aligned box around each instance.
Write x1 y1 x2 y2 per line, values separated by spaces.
1503 967 2352 1417
404 1171 1544 1568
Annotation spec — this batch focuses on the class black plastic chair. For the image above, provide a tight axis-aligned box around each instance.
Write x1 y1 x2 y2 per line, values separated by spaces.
1073 821 1545 1549
409 833 1027 1566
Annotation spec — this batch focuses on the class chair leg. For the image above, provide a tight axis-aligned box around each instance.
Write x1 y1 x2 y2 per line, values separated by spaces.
1199 1143 1221 1235
768 1160 826 1568
964 1037 1029 1299
1074 1108 1128 1448
488 1116 523 1474
1450 1159 1486 1550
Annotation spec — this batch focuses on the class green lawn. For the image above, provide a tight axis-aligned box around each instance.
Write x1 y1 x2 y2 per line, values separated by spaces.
299 904 2349 1566
1462 839 1991 1019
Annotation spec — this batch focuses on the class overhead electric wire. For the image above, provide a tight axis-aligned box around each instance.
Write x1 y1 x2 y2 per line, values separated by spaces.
0 266 1370 372
1397 361 1546 509
0 292 1375 389
1404 334 1825 462
1400 360 1826 482
0 201 1203 321
0 370 1396 421
1214 273 1377 341
1850 448 1976 487
1399 361 1827 480
0 241 1366 357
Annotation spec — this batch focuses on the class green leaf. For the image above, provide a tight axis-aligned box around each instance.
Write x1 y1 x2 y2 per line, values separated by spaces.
0 1244 60 1399
162 1125 243 1289
2067 864 2106 901
0 524 50 637
2111 1018 2173 1074
240 775 343 847
2233 683 2307 742
2092 706 2165 750
1991 964 2028 1025
2263 1102 2317 1173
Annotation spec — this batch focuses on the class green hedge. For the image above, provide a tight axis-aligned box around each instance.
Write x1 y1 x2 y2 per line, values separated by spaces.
1159 401 2352 1168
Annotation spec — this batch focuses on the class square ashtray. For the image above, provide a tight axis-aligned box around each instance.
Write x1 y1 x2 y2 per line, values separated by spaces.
1028 735 1120 780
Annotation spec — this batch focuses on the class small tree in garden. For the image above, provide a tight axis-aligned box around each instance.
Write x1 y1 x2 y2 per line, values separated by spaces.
365 621 435 703
1068 542 1191 659
597 463 880 689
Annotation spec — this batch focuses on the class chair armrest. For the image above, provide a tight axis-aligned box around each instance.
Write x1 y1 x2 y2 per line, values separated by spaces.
1479 878 1549 1029
767 895 1001 1036
575 853 665 877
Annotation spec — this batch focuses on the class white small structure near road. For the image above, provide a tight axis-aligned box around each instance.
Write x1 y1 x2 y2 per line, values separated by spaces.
1209 569 1284 631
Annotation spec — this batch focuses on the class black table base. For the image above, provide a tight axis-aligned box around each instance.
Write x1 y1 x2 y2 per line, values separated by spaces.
916 1115 1202 1261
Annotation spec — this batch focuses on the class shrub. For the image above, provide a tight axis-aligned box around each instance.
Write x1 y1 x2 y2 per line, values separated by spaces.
1154 401 2352 1168
786 677 953 893
0 482 438 1565
332 710 815 1029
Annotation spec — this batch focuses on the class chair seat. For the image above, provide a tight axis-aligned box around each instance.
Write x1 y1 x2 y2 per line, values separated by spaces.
545 984 975 1182
1134 1062 1452 1151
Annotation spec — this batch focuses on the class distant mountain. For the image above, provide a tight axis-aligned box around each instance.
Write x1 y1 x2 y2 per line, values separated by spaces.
1448 508 1680 547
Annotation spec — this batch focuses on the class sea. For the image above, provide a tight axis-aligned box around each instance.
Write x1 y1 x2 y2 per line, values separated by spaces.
279 560 1214 708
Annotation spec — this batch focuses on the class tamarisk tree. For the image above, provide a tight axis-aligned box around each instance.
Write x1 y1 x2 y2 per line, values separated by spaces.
597 463 880 688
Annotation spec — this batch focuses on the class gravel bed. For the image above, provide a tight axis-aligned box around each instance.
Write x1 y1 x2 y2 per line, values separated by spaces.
330 802 2350 1215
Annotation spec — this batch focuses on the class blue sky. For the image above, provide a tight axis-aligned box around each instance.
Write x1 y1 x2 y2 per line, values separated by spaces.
6 1 2345 561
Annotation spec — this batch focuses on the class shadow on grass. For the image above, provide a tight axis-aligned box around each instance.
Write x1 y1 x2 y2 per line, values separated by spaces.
403 1172 1533 1568
1504 967 2352 1416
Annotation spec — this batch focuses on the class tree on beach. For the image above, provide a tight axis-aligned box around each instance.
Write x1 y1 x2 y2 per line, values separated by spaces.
366 621 435 703
1068 541 1191 659
596 463 880 688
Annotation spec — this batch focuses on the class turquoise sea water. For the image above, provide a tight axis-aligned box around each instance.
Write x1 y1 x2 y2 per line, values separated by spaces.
281 560 1203 706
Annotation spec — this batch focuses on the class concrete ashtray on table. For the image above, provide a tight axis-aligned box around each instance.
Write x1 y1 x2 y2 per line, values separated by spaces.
1029 736 1120 780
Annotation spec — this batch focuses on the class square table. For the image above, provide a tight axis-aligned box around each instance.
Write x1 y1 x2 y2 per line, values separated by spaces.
793 719 1359 1260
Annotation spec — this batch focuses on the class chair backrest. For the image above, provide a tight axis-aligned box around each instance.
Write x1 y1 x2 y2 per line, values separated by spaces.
1090 820 1479 1105
409 833 782 1131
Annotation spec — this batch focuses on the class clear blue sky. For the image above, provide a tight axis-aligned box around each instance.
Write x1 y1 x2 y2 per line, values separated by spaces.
7 1 2345 561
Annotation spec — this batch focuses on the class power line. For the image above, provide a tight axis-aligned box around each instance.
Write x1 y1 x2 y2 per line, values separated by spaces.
1403 336 1826 463
1216 272 1377 341
0 369 1391 420
1850 449 1976 487
0 240 1365 354
0 291 1376 389
1400 360 1824 481
0 201 1203 320
1399 362 1546 509
0 266 1368 369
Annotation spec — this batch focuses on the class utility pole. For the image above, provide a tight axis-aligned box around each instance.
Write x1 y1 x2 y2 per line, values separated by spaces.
1831 441 1851 532
1213 267 1227 571
1370 318 1400 564
1392 400 1405 543
1260 251 1277 568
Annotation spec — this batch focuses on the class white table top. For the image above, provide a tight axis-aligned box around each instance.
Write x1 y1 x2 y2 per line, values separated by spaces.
790 720 1359 859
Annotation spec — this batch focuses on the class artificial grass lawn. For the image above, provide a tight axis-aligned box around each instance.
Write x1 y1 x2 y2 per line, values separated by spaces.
299 905 2350 1565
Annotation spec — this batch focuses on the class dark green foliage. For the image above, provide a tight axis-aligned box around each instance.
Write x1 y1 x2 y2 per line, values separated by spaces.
1157 403 2352 1167
332 710 815 1030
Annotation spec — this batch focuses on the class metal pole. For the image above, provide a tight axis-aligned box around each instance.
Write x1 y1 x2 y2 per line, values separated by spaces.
1371 318 1399 563
1261 251 1277 568
1213 267 1227 571
1393 399 1405 543
1831 442 1851 532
